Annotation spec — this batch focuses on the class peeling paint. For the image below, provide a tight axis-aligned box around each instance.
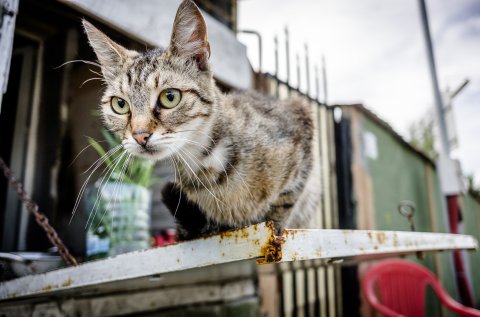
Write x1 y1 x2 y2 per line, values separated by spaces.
376 232 387 244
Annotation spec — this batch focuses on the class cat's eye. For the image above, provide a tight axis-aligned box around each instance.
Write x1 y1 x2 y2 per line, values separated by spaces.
111 97 130 114
159 89 182 109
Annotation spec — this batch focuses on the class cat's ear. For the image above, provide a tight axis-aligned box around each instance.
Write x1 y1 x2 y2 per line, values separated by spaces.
169 0 211 71
82 20 137 79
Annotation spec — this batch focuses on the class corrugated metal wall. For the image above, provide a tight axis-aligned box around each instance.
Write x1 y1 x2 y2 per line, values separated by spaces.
461 193 480 308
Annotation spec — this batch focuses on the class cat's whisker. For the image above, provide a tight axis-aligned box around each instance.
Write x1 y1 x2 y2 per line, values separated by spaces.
85 152 125 229
68 144 94 168
171 136 254 201
68 138 110 168
55 59 101 69
82 145 122 175
110 153 132 230
223 159 255 201
169 134 254 203
69 146 123 225
86 150 127 229
173 145 208 193
80 77 103 88
174 145 225 214
171 137 229 187
177 146 228 216
177 145 223 198
171 144 199 196
88 68 103 77
89 151 129 232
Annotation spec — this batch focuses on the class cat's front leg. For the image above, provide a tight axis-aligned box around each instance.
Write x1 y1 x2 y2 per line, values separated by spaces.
161 182 208 241
266 190 299 235
161 183 236 240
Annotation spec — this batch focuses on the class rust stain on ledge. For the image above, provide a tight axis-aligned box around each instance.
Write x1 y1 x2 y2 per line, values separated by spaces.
376 232 387 244
41 284 57 292
257 222 284 264
218 225 252 243
62 278 73 287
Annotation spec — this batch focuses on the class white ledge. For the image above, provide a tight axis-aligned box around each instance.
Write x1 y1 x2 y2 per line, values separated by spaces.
0 222 477 301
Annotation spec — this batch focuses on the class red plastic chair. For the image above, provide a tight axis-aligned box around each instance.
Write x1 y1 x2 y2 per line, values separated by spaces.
362 259 480 317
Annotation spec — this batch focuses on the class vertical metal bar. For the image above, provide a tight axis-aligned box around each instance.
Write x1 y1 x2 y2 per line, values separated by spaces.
258 34 263 73
305 43 311 97
274 35 279 77
285 26 290 86
274 35 279 97
307 265 316 317
283 263 294 317
322 55 328 105
417 0 449 155
296 53 301 91
295 262 306 317
237 30 263 73
327 266 336 317
317 266 327 317
315 66 320 101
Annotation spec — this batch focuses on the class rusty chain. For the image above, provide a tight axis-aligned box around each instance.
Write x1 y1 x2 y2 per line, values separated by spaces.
0 156 78 266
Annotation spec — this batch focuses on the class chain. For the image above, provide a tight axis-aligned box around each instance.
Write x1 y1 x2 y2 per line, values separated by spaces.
0 156 78 266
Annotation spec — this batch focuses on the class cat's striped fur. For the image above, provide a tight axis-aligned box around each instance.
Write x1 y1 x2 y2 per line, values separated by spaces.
84 0 320 239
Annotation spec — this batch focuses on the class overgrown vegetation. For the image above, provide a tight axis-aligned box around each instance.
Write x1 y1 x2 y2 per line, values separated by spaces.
408 116 438 161
467 174 480 201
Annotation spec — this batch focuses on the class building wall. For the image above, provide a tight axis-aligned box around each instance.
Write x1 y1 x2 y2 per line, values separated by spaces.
460 193 480 307
345 106 460 316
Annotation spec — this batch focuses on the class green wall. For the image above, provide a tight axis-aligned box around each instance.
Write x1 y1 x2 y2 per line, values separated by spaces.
361 115 459 315
461 193 480 308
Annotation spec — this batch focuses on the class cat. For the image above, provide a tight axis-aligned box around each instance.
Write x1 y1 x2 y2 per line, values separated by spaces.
83 0 321 240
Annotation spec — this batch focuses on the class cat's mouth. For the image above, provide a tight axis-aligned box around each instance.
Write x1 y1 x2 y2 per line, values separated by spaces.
137 145 161 156
127 143 173 161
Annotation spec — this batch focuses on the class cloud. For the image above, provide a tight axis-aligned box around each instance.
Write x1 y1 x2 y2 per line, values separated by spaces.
238 0 480 182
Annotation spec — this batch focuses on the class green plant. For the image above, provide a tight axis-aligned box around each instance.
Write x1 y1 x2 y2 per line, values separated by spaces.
408 115 438 161
87 129 157 188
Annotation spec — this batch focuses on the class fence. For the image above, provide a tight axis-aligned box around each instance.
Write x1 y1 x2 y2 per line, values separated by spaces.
255 72 342 317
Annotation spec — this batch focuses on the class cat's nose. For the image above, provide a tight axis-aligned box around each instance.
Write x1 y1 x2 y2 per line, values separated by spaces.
132 131 152 146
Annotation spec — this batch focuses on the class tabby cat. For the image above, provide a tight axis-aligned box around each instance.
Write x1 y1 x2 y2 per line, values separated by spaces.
83 0 320 240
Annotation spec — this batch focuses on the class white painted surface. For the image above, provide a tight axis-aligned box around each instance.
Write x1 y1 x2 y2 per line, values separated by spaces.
59 0 252 90
437 153 463 195
281 228 477 262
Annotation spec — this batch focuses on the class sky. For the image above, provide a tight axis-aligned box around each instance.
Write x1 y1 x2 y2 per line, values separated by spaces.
237 0 480 185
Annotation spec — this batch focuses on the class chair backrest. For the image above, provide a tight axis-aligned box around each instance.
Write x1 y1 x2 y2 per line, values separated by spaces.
362 259 440 317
